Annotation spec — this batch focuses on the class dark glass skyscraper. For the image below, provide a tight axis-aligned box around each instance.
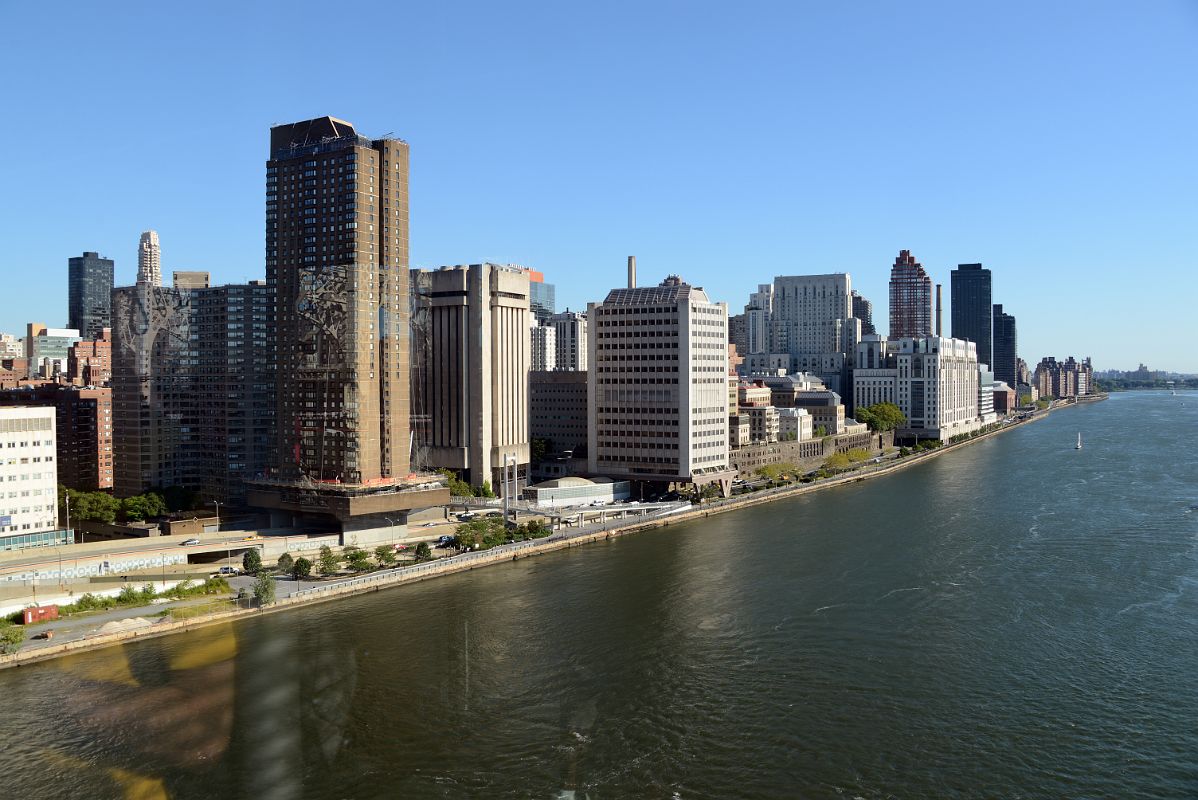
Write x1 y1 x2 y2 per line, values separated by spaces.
530 279 555 325
950 263 992 368
992 303 1018 388
851 290 875 336
67 252 114 340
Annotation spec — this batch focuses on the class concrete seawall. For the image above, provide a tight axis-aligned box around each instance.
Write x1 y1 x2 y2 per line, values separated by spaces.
0 406 1070 671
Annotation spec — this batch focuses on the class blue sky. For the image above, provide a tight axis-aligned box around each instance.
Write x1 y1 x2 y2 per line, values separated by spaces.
1 1 1195 371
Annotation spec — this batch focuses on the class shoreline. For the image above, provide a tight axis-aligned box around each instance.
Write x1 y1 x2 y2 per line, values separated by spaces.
0 402 1081 670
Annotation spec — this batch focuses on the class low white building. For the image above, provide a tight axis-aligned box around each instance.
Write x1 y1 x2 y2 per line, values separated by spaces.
524 476 631 508
0 406 62 548
776 407 813 441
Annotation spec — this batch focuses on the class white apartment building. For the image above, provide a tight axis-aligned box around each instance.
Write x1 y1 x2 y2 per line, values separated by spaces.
550 310 588 371
853 335 981 440
531 322 557 372
588 275 729 489
0 407 59 542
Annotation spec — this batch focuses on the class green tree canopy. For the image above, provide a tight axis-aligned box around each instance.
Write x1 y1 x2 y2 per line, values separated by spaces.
60 487 121 525
253 572 276 605
317 545 340 575
438 469 473 497
120 492 167 522
414 542 433 562
343 546 372 572
374 545 397 566
856 402 906 432
292 557 313 580
276 552 294 574
530 437 552 464
243 548 262 575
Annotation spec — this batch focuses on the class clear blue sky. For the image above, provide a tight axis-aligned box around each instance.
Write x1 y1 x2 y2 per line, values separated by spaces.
2 1 1195 371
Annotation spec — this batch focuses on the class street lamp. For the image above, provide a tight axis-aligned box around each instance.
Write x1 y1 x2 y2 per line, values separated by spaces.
64 492 71 544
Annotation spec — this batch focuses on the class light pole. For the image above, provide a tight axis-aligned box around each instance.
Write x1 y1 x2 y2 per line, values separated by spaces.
64 492 71 544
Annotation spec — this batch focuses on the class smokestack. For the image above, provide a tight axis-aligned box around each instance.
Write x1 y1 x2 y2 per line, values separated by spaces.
935 283 943 336
627 256 636 289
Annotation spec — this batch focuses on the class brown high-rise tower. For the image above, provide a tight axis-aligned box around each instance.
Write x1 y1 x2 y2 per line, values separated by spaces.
266 116 410 484
888 249 934 339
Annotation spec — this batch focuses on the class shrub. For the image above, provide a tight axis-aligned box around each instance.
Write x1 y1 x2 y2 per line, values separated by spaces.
276 552 294 574
343 546 372 572
292 557 313 580
0 622 24 654
253 572 276 605
414 542 433 562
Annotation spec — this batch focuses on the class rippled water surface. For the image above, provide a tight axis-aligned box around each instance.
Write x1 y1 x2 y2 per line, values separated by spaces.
1 393 1196 799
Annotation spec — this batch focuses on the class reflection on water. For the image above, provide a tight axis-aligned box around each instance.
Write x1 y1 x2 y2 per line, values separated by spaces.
1 393 1196 799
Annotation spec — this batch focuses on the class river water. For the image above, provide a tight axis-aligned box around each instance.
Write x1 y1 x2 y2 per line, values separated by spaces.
1 392 1195 799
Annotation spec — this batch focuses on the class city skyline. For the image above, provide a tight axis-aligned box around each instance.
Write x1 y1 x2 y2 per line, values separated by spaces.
2 2 1196 371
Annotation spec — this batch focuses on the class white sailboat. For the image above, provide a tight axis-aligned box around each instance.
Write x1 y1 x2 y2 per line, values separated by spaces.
1075 432 1083 450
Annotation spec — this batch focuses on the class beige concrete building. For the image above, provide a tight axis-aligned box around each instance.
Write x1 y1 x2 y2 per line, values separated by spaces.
412 264 531 495
172 271 210 290
588 272 730 491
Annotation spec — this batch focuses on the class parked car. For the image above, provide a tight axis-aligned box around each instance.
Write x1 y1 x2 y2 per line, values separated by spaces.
421 521 440 527
212 566 239 577
181 538 200 546
435 535 457 547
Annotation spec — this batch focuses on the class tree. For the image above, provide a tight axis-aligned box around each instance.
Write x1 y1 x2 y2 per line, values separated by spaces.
374 545 397 566
438 468 473 497
414 542 433 563
253 572 276 605
292 557 313 580
343 546 372 572
814 424 828 438
530 437 552 464
317 545 340 575
857 402 905 432
276 552 294 574
120 492 167 522
60 487 120 525
824 452 851 470
474 481 496 499
243 548 262 575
